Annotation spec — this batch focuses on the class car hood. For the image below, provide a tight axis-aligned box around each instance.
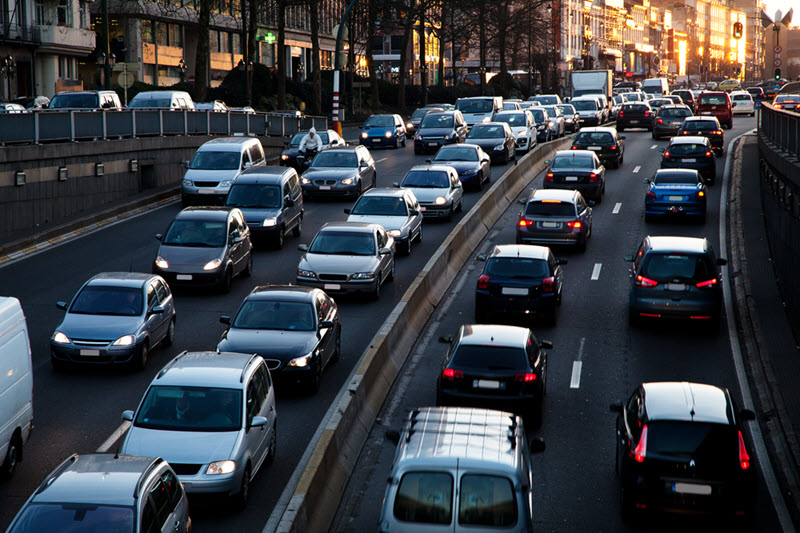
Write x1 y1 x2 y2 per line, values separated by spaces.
282 147 301 158
363 127 394 137
237 207 281 223
576 110 600 117
466 138 505 150
58 314 142 340
183 169 239 181
218 329 317 360
157 245 224 266
346 214 407 231
417 127 454 137
302 168 358 180
299 253 378 273
404 187 451 203
432 161 481 174
123 427 240 464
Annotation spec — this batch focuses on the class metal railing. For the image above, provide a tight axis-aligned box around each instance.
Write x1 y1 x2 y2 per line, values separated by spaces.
759 103 800 159
0 109 328 144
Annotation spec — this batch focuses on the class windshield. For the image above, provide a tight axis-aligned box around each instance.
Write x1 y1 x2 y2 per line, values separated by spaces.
698 94 728 106
351 196 408 216
310 151 357 168
456 99 493 113
541 106 559 116
226 184 281 208
163 220 227 247
190 151 240 170
571 100 598 111
364 116 395 128
525 201 576 217
233 300 315 330
557 105 575 115
575 132 614 145
402 170 449 188
653 172 700 185
485 257 550 278
551 154 594 170
134 385 243 432
49 94 99 108
69 286 143 316
309 230 376 255
732 95 751 102
420 114 453 128
640 253 715 283
8 503 134 533
452 345 527 370
659 108 691 118
535 96 557 105
433 147 478 162
495 114 527 127
129 98 171 108
668 143 708 156
646 421 737 468
530 109 546 122
682 121 716 132
289 132 329 147
412 109 430 119
467 125 505 139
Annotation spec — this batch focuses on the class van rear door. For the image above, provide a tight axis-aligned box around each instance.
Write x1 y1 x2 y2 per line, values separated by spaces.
455 467 524 531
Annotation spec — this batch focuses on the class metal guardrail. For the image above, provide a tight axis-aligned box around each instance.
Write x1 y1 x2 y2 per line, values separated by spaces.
0 110 328 145
759 103 800 159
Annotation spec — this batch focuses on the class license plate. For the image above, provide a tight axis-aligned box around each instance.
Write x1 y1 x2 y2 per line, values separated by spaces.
80 349 100 356
198 188 216 195
666 283 686 291
372 139 380 142
673 482 712 496
588 146 601 151
319 185 332 190
683 158 697 162
630 120 639 124
668 196 684 201
541 221 560 228
323 283 341 290
702 111 712 115
428 142 438 147
474 379 501 390
420 206 427 212
502 287 528 296
176 274 192 281
565 176 578 182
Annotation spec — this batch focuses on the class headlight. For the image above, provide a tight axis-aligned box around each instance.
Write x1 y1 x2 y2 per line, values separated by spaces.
434 196 447 205
547 121 554 126
387 229 401 237
415 134 422 141
53 331 70 344
155 257 169 269
301 177 311 184
361 132 368 139
351 272 375 279
112 335 135 346
494 144 505 150
341 177 354 185
220 180 232 187
406 122 413 128
206 460 236 475
204 258 222 271
182 179 192 186
444 133 452 140
263 218 277 227
385 131 392 138
297 269 316 278
289 351 317 367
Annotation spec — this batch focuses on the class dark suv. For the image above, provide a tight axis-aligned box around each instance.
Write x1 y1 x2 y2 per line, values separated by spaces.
413 111 468 154
617 102 654 131
570 127 625 168
671 90 696 112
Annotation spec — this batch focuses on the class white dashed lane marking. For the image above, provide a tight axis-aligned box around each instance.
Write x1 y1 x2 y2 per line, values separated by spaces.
651 144 658 149
612 202 622 214
591 263 602 280
97 421 131 453
633 165 641 173
375 157 388 163
570 361 583 389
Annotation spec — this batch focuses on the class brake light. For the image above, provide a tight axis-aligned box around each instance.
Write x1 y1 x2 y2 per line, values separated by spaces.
545 172 554 182
518 218 532 227
571 145 578 150
663 151 670 159
618 110 624 117
738 430 751 470
515 372 537 382
589 173 599 182
477 274 490 290
697 190 705 198
705 151 712 157
566 220 582 229
656 118 664 125
610 145 618 150
644 110 651 117
635 275 658 287
774 103 782 109
542 277 555 292
696 278 717 288
713 130 723 135
632 425 648 463
442 368 464 380
646 190 656 199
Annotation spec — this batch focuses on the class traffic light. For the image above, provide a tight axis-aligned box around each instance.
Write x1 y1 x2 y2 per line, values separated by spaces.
775 67 782 80
735 66 741 76
733 22 743 39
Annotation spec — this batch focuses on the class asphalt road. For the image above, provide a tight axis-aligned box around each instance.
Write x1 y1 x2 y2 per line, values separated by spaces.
0 128 509 531
332 116 783 532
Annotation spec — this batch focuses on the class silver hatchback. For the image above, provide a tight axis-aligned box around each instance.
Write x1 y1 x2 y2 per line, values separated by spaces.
516 189 594 252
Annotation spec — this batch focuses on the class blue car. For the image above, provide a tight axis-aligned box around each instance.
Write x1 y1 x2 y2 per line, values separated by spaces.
360 114 407 148
644 169 707 223
474 244 566 326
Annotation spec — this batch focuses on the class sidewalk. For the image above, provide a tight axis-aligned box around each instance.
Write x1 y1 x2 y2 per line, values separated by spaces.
731 134 800 528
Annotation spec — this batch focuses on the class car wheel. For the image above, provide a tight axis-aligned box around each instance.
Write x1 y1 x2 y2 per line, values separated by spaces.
455 199 463 213
243 254 253 277
292 215 303 237
416 225 423 243
444 207 453 222
233 464 251 510
475 173 483 192
1 433 21 478
617 126 624 132
219 268 233 294
275 228 285 249
331 333 341 363
371 274 382 300
619 154 624 165
133 341 149 371
401 136 406 147
163 318 176 347
403 237 412 256
393 137 399 149
388 259 396 281
266 423 277 465
306 361 322 395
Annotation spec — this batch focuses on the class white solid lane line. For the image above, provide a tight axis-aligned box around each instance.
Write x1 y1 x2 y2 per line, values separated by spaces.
591 263 602 280
97 421 131 453
570 361 583 389
650 144 658 149
612 202 622 214
633 165 641 173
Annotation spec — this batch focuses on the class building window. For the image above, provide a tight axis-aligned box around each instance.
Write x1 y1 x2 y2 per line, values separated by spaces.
168 24 183 47
35 0 45 25
156 22 168 46
142 20 154 43
57 0 72 26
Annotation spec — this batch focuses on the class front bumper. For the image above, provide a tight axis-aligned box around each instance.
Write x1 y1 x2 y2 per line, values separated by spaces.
360 136 398 147
296 277 378 294
178 468 243 495
154 266 226 287
301 181 360 197
51 341 141 365
419 203 452 218
414 137 455 153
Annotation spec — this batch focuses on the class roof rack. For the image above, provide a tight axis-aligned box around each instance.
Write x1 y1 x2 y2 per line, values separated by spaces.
134 457 165 499
35 454 78 495
156 350 189 379
240 353 260 383
405 407 519 445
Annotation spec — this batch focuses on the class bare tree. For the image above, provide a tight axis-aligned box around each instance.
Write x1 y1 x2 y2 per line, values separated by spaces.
309 0 322 114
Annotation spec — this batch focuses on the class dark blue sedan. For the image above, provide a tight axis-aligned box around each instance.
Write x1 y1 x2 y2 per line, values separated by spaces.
429 144 492 191
359 114 407 149
644 169 707 223
474 244 566 326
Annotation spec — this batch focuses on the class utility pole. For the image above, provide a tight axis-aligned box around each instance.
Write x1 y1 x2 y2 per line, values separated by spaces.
332 0 359 136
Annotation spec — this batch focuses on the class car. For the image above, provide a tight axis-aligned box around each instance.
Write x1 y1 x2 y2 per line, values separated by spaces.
195 100 229 112
300 145 376 199
464 122 517 164
643 169 707 222
153 207 253 293
652 104 693 139
502 101 521 110
493 109 537 152
436 324 552 427
646 97 673 115
280 129 345 171
695 91 733 129
455 96 502 127
516 188 593 251
569 97 604 127
610 94 624 120
51 273 176 371
128 90 194 109
660 136 717 184
570 126 624 168
345 188 423 255
543 149 605 203
120 351 277 509
475 244 567 325
0 298 32 479
610 382 755 520
672 90 696 111
677 116 724 155
772 94 800 111
5 454 191 533
48 90 121 110
296 222 396 299
539 105 566 137
616 102 654 131
360 113 407 148
181 137 266 206
224 166 304 248
621 92 646 103
557 103 580 132
746 86 764 100
217 285 341 393
394 164 464 220
663 94 683 105
430 143 492 191
414 110 469 154
11 95 49 109
718 79 741 92
405 106 444 136
625 235 726 327
729 91 755 116
530 94 562 105
0 102 26 113
529 106 553 142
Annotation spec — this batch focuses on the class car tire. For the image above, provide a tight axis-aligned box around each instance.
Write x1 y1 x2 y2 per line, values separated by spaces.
401 137 406 147
233 464 251 510
163 318 176 347
243 254 253 277
1 432 21 479
617 126 624 132
619 154 624 165
628 308 640 327
371 275 382 300
475 173 483 192
444 207 453 222
416 225 423 243
265 423 277 465
306 362 322 395
393 137 399 149
275 227 285 249
292 215 303 238
402 238 412 256
456 199 463 213
331 333 341 364
387 259 396 281
219 268 233 294
134 342 149 372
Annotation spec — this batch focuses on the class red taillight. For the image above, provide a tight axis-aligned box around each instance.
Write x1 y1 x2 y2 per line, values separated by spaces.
738 430 751 470
774 103 782 109
696 278 717 288
545 172 554 182
713 130 723 135
515 372 537 382
644 111 651 117
542 276 555 292
633 425 648 463
477 274 490 290
518 218 532 227
635 275 658 287
566 220 582 229
656 118 664 125
705 150 712 157
442 368 464 380
682 131 689 135
571 145 578 150
610 145 618 150
589 173 599 182
618 110 624 117
646 190 656 199
663 151 670 159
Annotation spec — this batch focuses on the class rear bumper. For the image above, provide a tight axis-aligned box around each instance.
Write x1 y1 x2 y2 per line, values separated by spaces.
645 200 705 217
629 292 721 320
543 182 602 199
476 291 557 315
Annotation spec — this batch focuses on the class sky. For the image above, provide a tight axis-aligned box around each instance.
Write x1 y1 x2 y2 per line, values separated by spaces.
762 0 796 26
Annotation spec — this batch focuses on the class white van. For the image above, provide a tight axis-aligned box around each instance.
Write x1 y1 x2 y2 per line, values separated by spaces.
0 297 33 478
128 90 195 110
642 78 669 97
455 96 503 127
181 137 266 206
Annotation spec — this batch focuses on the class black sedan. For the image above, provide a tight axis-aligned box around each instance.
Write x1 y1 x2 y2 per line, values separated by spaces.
413 111 468 154
280 129 345 171
429 144 491 191
570 127 624 168
217 285 341 394
543 150 605 203
660 136 717 184
616 102 654 131
464 122 516 164
556 104 581 133
436 324 552 427
678 116 724 154
652 104 692 140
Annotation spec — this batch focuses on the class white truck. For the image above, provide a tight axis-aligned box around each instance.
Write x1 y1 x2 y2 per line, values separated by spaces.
570 70 613 100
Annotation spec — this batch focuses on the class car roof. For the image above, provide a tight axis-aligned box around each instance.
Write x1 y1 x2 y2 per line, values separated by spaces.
247 284 316 302
319 221 378 233
553 149 597 158
409 164 455 173
32 454 162 506
175 207 233 221
683 116 718 122
457 324 530 348
86 272 155 289
530 188 579 202
199 137 259 149
320 146 359 153
154 351 261 388
642 382 731 424
669 135 709 144
360 188 409 199
646 235 709 253
132 91 188 98
494 110 527 116
490 244 550 260
576 127 616 134
237 166 295 183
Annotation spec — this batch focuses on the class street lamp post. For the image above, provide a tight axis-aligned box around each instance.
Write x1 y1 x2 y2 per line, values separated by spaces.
1 55 16 100
178 58 187 83
238 59 253 105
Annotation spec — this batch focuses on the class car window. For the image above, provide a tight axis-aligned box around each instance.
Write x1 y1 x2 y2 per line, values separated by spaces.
247 379 264 420
653 172 701 185
393 471 453 524
575 132 614 145
484 257 550 278
155 280 169 303
364 115 395 128
681 120 717 132
420 114 454 128
309 230 376 255
451 345 527 369
227 184 281 209
625 390 643 439
550 154 594 170
525 200 575 217
377 229 387 249
189 151 240 170
283 182 291 201
147 283 157 310
70 286 143 317
257 362 272 393
228 218 238 241
467 125 505 139
142 500 159 533
432 146 478 162
698 94 728 106
647 421 738 468
459 474 517 527
252 364 269 406
402 170 449 188
149 478 172 529
667 143 709 156
639 252 715 283
289 174 300 197
161 470 183 509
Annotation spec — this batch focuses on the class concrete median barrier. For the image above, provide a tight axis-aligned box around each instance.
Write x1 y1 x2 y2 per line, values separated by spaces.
274 135 573 533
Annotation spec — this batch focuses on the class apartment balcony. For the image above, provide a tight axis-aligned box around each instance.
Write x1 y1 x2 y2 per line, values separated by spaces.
38 25 95 55
0 24 41 45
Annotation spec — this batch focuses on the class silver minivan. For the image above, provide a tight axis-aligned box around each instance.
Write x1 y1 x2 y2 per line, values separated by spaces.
380 407 545 533
182 137 266 206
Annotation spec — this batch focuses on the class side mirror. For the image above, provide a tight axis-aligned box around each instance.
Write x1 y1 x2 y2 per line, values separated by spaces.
379 247 392 256
620 136 626 140
284 198 294 207
344 208 351 214
453 181 462 189
220 316 231 325
476 254 487 262
740 408 756 421
319 320 334 329
609 401 624 413
731 102 737 108
539 340 553 349
393 182 400 188
249 416 268 429
624 254 634 262
243 161 253 169
438 336 453 344
643 178 651 184
544 159 551 165
529 437 546 454
409 209 420 216
557 258 568 265
717 258 728 266
150 306 164 315
360 161 369 168
183 160 191 169
122 410 134 422
56 301 68 310
658 148 665 153
588 200 596 207
386 429 401 445
518 198 527 205
283 140 289 146
425 159 432 164
155 234 163 241
298 244 309 252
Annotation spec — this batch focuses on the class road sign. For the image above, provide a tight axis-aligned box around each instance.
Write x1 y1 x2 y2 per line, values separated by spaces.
775 45 782 53
774 59 782 67
118 71 134 89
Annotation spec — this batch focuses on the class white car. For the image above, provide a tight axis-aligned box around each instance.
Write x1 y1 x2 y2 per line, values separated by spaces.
493 110 536 152
730 91 755 116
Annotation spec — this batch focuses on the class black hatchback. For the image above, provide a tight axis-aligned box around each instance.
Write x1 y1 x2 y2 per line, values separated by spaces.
617 102 654 131
660 136 717 184
570 127 625 168
678 116 724 154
